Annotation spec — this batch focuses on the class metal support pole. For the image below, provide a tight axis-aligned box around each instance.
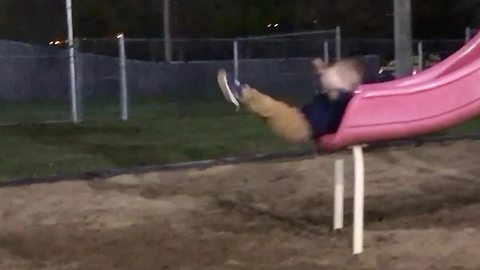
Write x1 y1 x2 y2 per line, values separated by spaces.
334 159 345 230
352 145 365 255
323 41 330 64
65 0 79 123
335 26 342 61
118 33 128 121
233 40 239 81
163 0 172 62
417 41 424 72
394 0 413 78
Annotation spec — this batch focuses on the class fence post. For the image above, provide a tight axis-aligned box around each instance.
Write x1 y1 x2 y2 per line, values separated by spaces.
323 41 330 64
394 0 414 78
74 38 83 121
465 26 472 43
66 0 79 123
417 41 423 72
335 26 342 61
233 39 239 81
118 33 129 121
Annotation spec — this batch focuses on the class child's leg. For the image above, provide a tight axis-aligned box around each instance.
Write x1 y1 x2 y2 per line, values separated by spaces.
241 85 313 143
217 69 312 143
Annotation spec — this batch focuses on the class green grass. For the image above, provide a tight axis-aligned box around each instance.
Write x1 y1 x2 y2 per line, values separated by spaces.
0 99 309 181
443 117 480 135
0 98 479 182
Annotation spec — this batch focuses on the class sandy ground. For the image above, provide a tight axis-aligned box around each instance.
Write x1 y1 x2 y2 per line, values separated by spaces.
2 140 480 270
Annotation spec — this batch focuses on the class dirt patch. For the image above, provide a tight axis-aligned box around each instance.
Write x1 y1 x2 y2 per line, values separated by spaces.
1 140 480 269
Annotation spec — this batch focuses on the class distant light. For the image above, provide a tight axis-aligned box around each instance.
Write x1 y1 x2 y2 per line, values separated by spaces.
313 20 318 24
49 41 54 45
267 23 272 28
274 23 279 27
54 40 60 45
116 33 124 39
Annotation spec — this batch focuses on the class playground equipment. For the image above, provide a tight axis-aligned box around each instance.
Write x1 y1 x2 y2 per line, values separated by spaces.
324 31 480 255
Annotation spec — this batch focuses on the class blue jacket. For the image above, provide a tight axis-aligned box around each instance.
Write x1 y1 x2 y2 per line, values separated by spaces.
301 91 353 139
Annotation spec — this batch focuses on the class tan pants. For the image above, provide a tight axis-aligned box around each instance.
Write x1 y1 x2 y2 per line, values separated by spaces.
240 86 313 143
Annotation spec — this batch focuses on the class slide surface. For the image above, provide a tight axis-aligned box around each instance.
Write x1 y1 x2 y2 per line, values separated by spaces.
318 32 480 150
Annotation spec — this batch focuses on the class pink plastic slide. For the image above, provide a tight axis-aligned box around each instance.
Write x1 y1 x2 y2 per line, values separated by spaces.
318 32 480 150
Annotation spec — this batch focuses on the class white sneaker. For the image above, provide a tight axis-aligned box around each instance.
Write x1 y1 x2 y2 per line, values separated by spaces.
217 69 242 110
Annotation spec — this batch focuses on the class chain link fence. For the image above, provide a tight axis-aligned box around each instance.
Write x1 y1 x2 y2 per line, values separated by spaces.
75 38 122 121
0 27 475 125
233 29 339 106
0 40 71 125
70 28 343 123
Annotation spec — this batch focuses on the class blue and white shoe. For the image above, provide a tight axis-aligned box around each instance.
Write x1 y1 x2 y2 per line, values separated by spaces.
217 69 243 110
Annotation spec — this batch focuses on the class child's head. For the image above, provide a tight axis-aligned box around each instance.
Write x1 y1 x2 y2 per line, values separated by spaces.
311 57 365 100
